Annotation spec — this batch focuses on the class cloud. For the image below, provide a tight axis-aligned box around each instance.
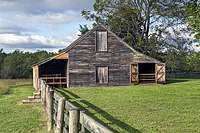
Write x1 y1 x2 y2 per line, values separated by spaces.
0 18 37 34
0 0 94 14
0 0 94 53
0 33 79 49
15 11 81 24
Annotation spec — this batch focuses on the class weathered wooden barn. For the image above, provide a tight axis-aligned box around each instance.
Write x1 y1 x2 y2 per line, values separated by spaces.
32 24 165 90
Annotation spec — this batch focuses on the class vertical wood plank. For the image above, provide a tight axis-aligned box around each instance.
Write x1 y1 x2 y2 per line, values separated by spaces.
47 87 54 132
43 82 46 108
69 108 79 133
56 97 65 133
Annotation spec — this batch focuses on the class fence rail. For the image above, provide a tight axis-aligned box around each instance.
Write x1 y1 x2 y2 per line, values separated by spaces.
40 79 113 133
167 71 200 78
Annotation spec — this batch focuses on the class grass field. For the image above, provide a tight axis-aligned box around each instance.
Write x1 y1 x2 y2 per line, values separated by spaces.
56 79 200 133
0 79 31 96
0 80 48 133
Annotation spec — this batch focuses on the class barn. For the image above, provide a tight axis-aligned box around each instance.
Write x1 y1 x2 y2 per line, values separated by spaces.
32 24 165 90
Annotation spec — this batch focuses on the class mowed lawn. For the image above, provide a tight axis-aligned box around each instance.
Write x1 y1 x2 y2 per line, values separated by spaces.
0 81 47 133
56 79 200 133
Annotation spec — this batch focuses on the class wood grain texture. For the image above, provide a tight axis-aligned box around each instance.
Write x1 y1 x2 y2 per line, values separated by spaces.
68 28 139 87
68 25 165 87
80 111 113 133
56 97 65 133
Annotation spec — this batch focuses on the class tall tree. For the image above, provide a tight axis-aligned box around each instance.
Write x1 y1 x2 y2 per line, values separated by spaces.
82 0 190 57
185 0 200 41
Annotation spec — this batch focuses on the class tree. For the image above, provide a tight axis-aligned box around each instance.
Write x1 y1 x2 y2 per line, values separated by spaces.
78 24 90 36
81 0 190 57
0 49 6 76
0 49 55 79
185 0 200 41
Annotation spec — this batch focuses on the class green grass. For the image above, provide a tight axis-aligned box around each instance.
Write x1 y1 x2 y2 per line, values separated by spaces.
0 79 32 96
0 82 47 133
56 79 200 133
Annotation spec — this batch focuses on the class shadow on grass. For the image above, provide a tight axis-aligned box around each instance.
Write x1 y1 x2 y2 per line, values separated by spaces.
166 79 188 84
55 88 141 133
55 88 80 99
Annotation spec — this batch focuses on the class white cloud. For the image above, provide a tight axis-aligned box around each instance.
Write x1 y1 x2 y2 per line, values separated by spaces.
0 33 79 49
0 0 94 52
15 11 80 24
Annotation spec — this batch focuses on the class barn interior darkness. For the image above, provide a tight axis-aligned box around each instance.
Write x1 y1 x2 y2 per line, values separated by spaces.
39 59 67 77
139 63 155 74
139 63 155 83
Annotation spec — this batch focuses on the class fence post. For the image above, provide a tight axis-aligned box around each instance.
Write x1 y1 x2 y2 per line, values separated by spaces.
80 111 85 133
40 79 43 102
45 84 49 109
47 87 54 132
69 108 79 133
42 82 46 108
56 97 65 133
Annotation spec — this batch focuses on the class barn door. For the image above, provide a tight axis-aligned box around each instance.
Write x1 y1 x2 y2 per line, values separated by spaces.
131 64 139 85
156 63 165 83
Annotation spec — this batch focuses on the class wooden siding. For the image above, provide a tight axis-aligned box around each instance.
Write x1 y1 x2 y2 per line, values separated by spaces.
68 28 136 87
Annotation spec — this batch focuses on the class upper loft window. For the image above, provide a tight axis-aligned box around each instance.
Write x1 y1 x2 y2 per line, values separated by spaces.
96 31 107 51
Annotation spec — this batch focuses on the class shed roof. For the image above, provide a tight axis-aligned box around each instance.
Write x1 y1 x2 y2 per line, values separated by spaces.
32 52 68 67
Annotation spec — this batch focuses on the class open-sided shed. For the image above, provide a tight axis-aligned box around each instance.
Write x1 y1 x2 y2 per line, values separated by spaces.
32 52 68 90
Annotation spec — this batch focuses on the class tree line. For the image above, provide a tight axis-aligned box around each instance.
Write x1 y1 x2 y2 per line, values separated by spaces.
0 49 55 79
0 48 200 79
1 0 200 79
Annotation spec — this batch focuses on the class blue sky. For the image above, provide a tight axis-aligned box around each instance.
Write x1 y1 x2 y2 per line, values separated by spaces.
0 0 199 53
0 0 95 53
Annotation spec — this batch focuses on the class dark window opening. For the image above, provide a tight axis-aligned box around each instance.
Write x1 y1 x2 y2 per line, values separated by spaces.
96 66 108 83
139 63 155 74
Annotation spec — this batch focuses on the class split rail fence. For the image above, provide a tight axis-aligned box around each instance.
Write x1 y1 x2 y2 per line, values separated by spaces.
40 79 113 133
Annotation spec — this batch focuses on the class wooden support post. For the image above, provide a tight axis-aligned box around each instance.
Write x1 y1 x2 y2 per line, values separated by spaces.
69 108 79 133
56 97 65 133
43 83 46 108
47 87 54 132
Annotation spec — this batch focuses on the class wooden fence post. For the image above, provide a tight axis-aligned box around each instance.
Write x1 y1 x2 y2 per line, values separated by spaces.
45 84 49 109
80 110 85 133
42 82 46 108
40 79 43 103
56 97 65 133
47 87 54 132
69 108 79 133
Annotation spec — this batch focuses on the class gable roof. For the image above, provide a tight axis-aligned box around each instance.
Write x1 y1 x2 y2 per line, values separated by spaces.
33 24 162 67
61 24 162 63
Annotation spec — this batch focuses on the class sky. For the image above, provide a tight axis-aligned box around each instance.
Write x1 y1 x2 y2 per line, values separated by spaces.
0 0 95 53
0 0 199 53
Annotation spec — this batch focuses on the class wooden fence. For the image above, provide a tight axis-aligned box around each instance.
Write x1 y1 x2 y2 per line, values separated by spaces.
40 79 113 133
167 71 200 78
